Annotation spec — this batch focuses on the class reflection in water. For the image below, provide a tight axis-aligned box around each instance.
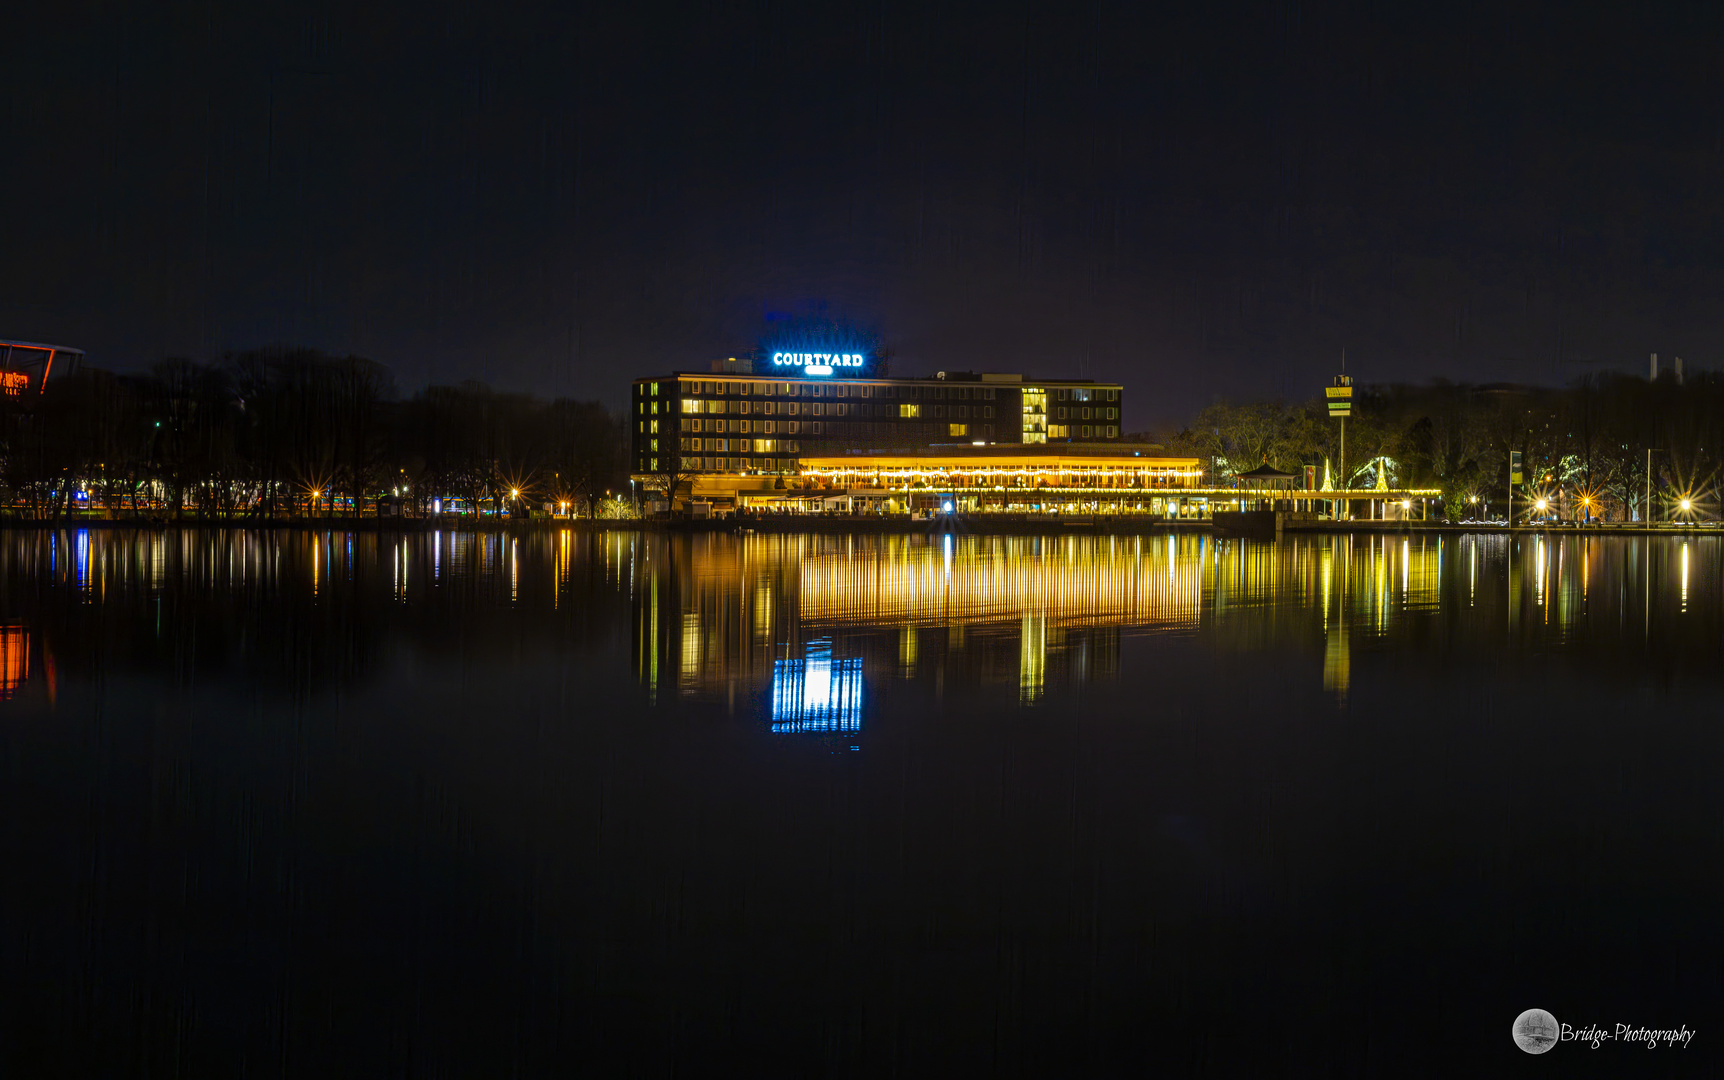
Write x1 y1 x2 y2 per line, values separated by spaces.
770 639 863 733
1020 613 1046 705
1323 624 1350 699
1540 539 1551 625
0 624 27 699
626 535 1207 709
799 535 1201 629
3 529 1724 712
8 526 1724 1074
1320 541 1349 698
602 531 1724 709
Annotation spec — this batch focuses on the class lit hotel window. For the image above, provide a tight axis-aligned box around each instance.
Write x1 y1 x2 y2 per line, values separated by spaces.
900 404 920 418
949 423 967 437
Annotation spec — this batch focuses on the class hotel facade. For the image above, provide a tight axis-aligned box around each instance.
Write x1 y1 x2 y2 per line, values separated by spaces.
630 354 1125 478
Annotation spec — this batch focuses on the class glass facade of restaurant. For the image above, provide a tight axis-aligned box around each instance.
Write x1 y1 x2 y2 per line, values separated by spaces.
630 372 1125 475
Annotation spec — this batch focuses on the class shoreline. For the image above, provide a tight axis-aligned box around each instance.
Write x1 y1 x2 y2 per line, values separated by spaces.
0 516 1719 538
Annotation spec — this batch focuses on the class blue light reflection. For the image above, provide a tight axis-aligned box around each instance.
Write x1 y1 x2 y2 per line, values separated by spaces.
770 639 863 733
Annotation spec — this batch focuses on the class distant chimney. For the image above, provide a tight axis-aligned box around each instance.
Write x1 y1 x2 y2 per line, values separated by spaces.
1651 353 1659 380
1675 356 1684 385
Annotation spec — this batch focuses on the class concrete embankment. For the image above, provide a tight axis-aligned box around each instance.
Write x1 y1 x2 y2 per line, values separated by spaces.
2 515 1717 539
1280 519 1724 537
0 514 1211 536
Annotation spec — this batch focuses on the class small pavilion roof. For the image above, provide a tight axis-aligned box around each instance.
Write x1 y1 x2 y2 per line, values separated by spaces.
1235 463 1301 481
1234 458 1296 486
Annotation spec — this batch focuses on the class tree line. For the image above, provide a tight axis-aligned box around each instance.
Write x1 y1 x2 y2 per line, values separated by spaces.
1153 372 1723 520
0 349 630 520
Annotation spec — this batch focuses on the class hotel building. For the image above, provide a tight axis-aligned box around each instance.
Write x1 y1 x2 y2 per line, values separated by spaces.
624 353 1441 519
629 354 1125 477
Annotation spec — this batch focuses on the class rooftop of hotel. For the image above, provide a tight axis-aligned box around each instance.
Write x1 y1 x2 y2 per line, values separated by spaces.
643 368 1116 385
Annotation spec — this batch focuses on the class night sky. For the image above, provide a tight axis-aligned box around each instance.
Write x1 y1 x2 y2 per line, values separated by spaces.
7 1 1724 427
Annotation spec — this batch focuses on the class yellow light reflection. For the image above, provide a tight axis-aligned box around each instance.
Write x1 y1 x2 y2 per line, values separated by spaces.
1681 541 1689 612
1323 622 1349 699
1020 612 1046 705
798 538 1201 630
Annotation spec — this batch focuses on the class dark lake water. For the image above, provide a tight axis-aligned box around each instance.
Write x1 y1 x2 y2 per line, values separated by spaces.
2 528 1721 1076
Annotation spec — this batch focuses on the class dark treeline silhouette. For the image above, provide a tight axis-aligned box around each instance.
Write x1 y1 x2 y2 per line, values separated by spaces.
0 349 629 520
1155 372 1724 520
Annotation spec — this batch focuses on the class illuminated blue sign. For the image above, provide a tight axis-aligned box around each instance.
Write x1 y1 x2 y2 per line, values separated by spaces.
771 351 867 377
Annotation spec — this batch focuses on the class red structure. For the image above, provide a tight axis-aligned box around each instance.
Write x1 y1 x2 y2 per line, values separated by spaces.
0 340 84 395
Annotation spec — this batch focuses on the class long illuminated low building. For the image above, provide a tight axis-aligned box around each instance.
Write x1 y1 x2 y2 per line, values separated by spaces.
663 443 1207 514
664 443 1441 518
792 445 1205 514
798 445 1201 490
793 445 1213 514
